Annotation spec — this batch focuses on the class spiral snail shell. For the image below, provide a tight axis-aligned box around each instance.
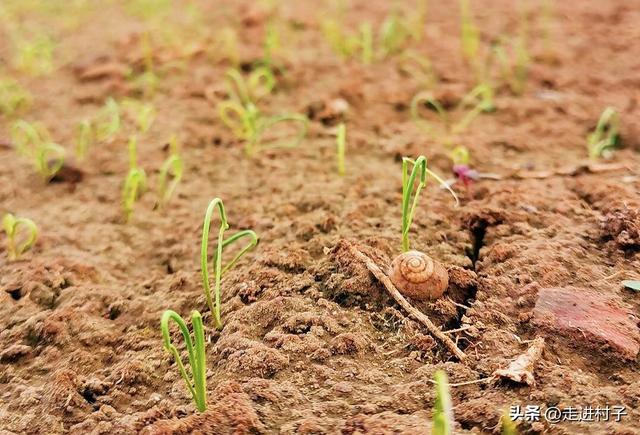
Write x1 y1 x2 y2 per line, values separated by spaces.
388 251 449 301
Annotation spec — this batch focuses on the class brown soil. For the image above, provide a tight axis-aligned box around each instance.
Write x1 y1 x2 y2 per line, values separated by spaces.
1 1 640 434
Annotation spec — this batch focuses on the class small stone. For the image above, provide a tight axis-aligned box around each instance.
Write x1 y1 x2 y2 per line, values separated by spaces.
533 287 640 359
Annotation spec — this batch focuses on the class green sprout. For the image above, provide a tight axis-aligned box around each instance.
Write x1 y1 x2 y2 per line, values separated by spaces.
214 27 240 66
432 370 454 435
407 0 428 41
587 107 620 160
95 98 121 143
263 21 281 70
336 122 346 176
157 135 184 208
225 67 275 106
493 36 529 95
359 22 374 64
410 84 494 141
380 10 411 57
500 410 519 435
321 18 358 58
2 213 38 261
13 34 55 76
123 99 156 134
322 7 415 64
10 119 45 156
0 78 32 117
75 119 94 160
34 141 65 182
460 0 480 64
131 31 159 98
201 198 258 330
160 310 207 412
218 101 308 157
401 156 459 252
122 136 147 221
398 50 437 89
9 119 64 181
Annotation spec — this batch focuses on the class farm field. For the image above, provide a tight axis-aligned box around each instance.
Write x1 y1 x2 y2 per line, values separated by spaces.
1 1 639 434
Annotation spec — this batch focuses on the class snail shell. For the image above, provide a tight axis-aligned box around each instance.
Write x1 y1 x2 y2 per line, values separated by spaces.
388 251 449 301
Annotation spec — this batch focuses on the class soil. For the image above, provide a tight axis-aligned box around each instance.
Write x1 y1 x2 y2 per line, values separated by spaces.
1 1 640 434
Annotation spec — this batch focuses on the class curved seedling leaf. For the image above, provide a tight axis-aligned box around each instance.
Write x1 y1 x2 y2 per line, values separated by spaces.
254 113 308 155
452 84 495 134
588 107 620 160
247 66 276 102
160 310 207 412
10 120 46 156
218 100 257 140
410 91 449 134
35 142 65 181
2 213 38 261
398 50 437 89
201 198 258 330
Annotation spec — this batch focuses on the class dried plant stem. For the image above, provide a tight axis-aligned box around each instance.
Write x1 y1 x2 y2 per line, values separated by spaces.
348 244 467 361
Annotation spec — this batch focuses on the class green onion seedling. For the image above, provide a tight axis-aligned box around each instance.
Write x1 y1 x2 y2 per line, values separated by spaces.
493 37 529 96
2 213 38 261
160 310 207 412
410 84 494 139
158 135 184 208
10 119 44 156
9 119 64 181
380 10 411 57
0 79 32 117
402 156 459 252
34 141 65 182
263 21 281 71
336 123 346 176
123 99 157 134
95 98 121 143
13 34 55 76
408 0 428 41
432 370 454 435
225 67 276 106
75 119 94 161
201 198 258 330
359 22 374 64
587 107 620 160
122 136 147 221
460 0 480 65
398 50 437 89
218 101 308 157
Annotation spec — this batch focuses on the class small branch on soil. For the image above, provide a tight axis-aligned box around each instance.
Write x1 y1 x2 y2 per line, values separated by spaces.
427 377 493 387
442 325 472 334
348 245 467 362
509 162 630 180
